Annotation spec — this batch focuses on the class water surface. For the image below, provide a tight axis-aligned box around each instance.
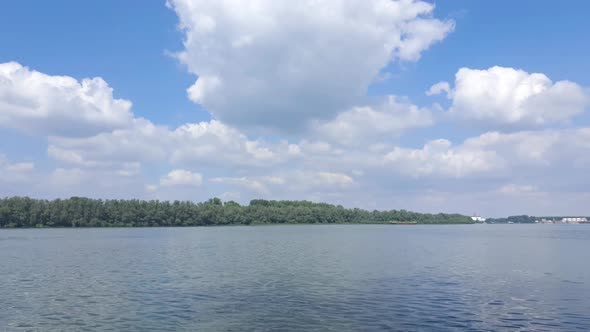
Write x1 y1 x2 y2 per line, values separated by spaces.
1 224 589 331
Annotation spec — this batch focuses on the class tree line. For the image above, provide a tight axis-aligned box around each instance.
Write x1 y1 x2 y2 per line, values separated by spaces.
0 196 473 228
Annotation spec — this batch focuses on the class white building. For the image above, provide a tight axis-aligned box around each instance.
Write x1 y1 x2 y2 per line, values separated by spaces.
471 216 486 222
561 217 588 223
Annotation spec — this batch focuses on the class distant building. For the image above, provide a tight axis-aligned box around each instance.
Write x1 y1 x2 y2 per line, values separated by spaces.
560 217 588 224
471 215 486 222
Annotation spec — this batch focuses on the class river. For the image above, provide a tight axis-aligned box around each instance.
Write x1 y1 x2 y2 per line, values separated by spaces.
1 224 589 331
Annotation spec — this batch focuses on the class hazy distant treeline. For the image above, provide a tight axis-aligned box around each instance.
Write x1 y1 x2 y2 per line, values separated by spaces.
485 215 538 224
486 215 589 224
0 197 473 228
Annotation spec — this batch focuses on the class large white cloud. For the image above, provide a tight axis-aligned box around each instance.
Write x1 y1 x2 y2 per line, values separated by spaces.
169 0 454 131
0 62 133 137
429 66 589 128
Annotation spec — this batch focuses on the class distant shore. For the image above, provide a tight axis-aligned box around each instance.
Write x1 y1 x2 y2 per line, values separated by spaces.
4 196 585 229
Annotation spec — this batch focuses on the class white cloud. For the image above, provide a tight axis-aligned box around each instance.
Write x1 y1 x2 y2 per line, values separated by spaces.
48 146 87 165
435 66 589 128
48 118 294 169
170 120 284 167
312 96 434 146
0 154 35 183
4 162 34 172
145 184 158 192
497 184 539 195
0 62 133 137
308 171 354 187
426 81 450 97
383 127 590 181
48 118 171 165
169 0 453 131
160 169 203 187
384 138 503 178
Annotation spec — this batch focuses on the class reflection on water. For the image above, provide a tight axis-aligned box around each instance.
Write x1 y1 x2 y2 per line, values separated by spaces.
1 225 589 331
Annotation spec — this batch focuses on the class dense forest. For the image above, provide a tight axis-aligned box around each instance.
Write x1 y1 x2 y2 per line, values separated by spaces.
0 196 473 228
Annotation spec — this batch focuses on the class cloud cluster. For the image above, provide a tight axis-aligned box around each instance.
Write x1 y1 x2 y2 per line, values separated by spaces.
429 66 589 128
384 138 502 178
168 0 454 131
383 128 590 180
209 171 353 196
47 119 292 171
0 62 133 137
2 0 590 216
312 96 434 146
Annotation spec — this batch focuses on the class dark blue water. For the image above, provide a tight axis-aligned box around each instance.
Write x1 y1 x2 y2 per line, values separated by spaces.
1 225 589 331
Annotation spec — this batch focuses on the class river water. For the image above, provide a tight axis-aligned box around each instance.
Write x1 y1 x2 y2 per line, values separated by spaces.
1 224 589 331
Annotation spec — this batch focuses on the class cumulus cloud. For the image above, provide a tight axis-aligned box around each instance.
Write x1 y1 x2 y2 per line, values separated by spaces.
0 62 133 137
425 81 450 97
48 119 294 170
384 138 503 178
168 0 454 131
169 120 283 167
48 119 171 165
432 66 589 128
312 96 434 146
160 169 203 187
383 128 590 181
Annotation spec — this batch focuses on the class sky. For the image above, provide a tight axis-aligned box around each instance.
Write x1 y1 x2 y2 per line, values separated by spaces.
1 0 589 217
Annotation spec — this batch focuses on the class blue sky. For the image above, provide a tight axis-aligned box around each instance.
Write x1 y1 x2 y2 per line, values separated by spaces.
1 0 589 216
